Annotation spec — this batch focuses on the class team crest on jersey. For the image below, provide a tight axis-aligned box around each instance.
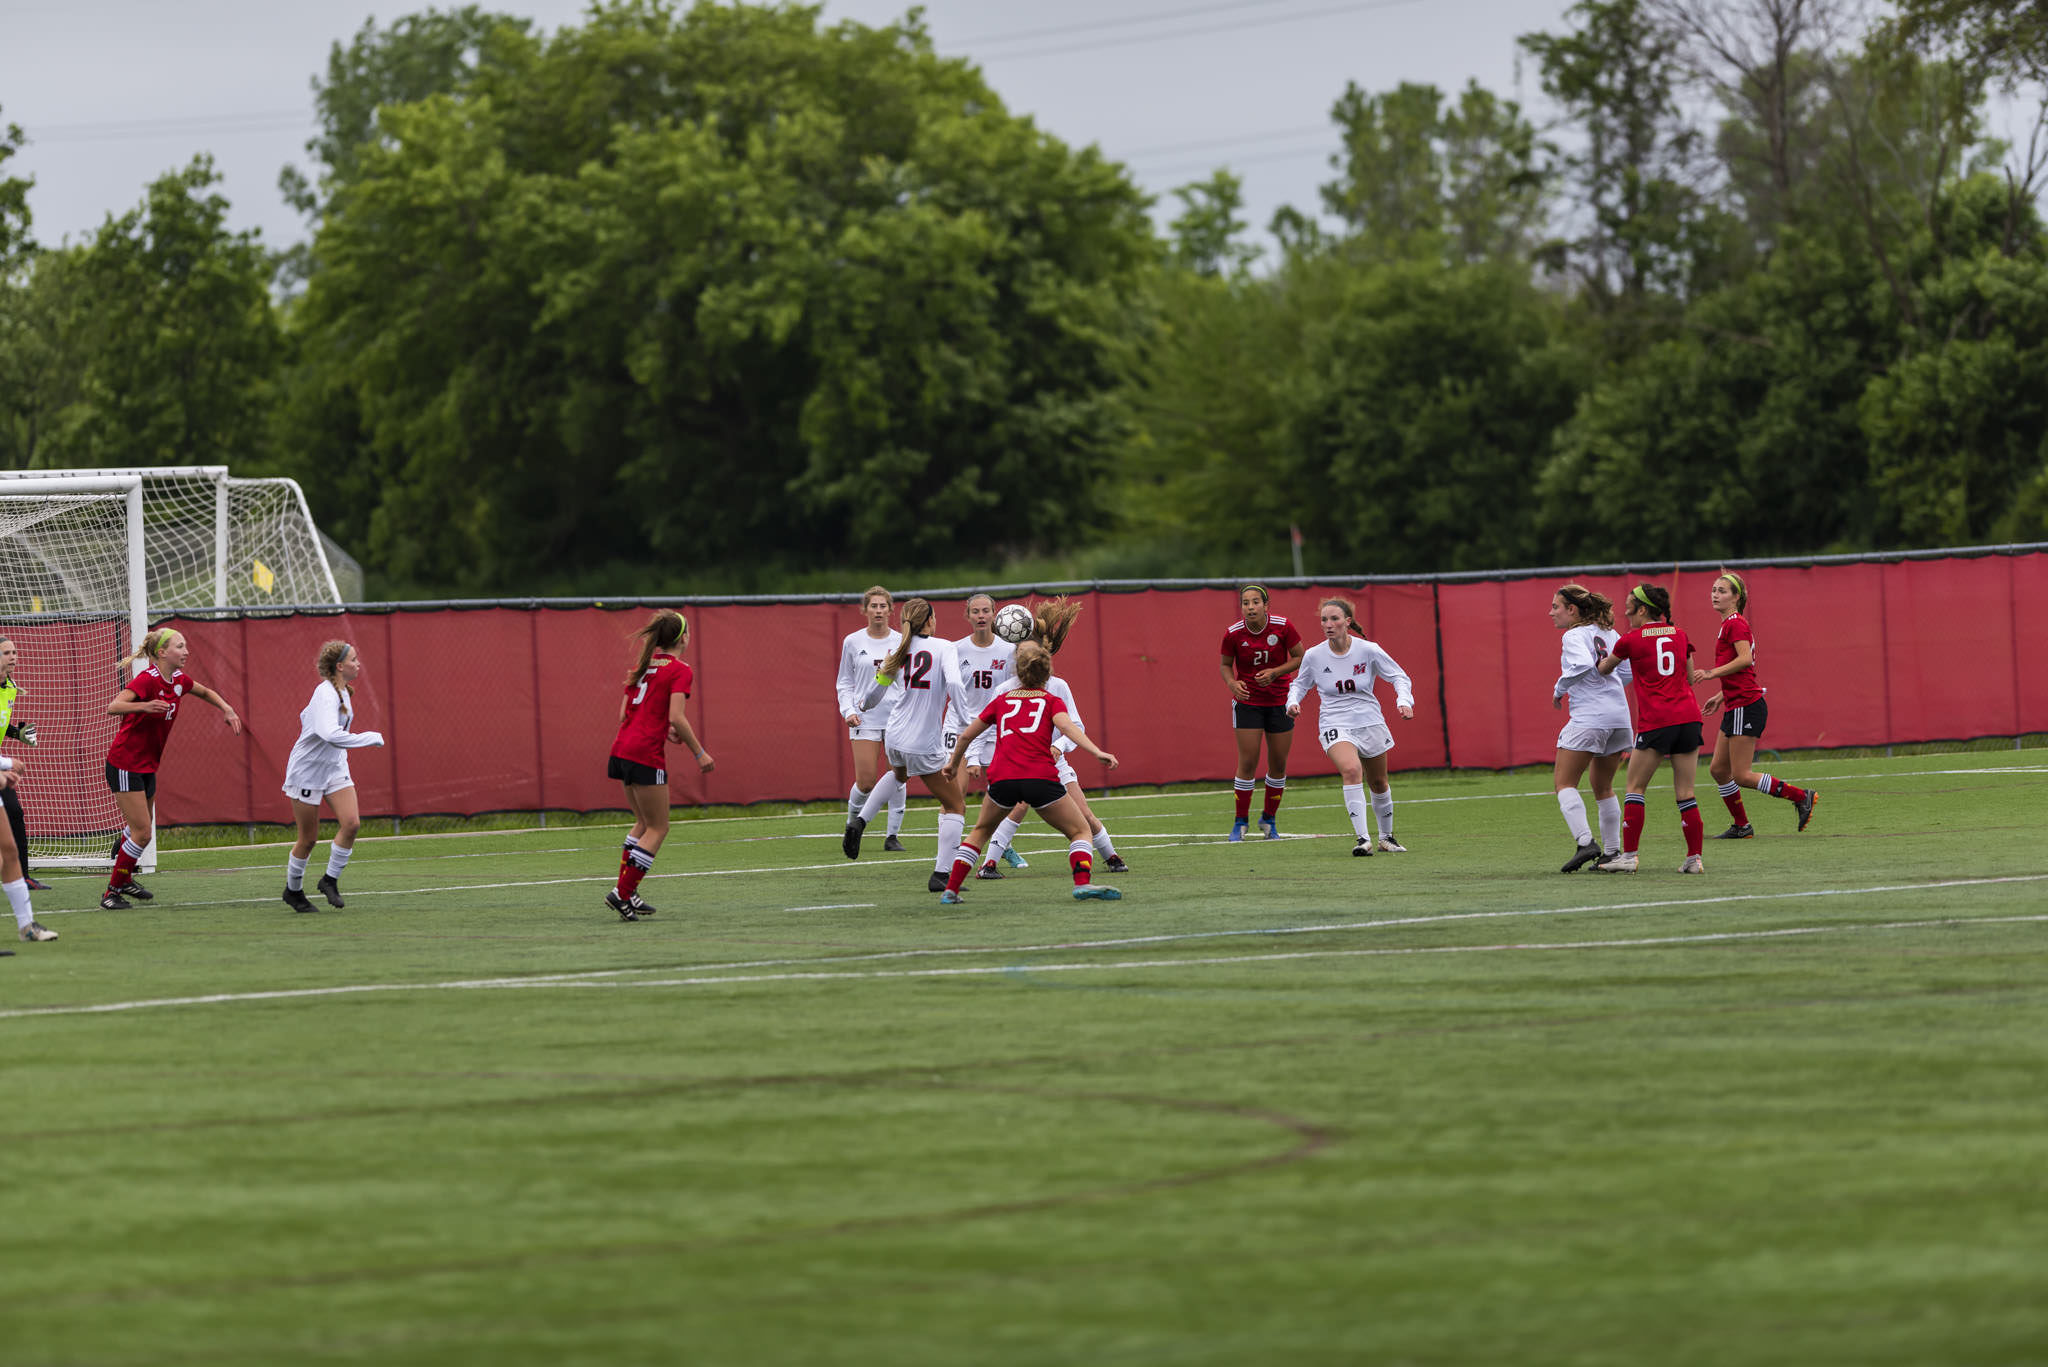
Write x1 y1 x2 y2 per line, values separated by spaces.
1266 634 1277 646
1354 662 1372 675
174 684 184 695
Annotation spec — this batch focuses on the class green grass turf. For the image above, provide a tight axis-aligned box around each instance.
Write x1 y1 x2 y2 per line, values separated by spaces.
3 751 2045 1365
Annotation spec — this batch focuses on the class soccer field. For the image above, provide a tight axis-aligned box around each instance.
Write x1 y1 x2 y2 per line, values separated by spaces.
5 751 2046 1366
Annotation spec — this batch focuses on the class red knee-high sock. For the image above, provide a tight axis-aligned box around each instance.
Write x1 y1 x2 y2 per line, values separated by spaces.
946 841 983 894
1719 785 1748 824
618 846 654 899
1679 799 1704 856
1233 781 1254 821
1758 774 1809 804
1262 777 1285 819
1622 795 1646 854
1069 843 1093 887
109 837 143 889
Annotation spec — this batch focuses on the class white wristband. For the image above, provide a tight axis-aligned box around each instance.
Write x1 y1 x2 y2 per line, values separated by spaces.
0 756 12 771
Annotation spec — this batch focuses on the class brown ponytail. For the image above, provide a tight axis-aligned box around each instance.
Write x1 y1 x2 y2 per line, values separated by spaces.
1033 596 1085 654
881 598 934 677
1555 583 1615 629
626 610 686 687
1014 641 1053 689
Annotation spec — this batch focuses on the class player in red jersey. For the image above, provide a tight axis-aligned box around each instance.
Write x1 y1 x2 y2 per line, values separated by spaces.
1219 585 1305 841
100 628 243 910
1692 570 1817 838
605 610 714 922
938 638 1120 904
1594 584 1706 874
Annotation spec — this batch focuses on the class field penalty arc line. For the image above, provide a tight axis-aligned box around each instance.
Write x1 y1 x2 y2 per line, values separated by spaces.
8 882 2045 1022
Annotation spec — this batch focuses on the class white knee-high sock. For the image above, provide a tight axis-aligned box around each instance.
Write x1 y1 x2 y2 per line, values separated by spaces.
1091 828 1117 857
1341 784 1371 841
846 784 866 821
4 878 32 930
1597 795 1622 853
886 784 907 836
934 812 965 872
1556 789 1592 845
987 815 1022 863
286 852 310 891
1370 788 1394 839
858 772 903 823
325 844 353 879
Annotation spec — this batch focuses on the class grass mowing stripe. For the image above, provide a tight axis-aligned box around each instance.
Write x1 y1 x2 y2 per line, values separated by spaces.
8 910 2043 1019
12 876 2043 1020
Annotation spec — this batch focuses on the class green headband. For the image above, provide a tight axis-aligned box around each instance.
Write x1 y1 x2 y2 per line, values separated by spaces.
1719 571 1746 600
1631 586 1658 611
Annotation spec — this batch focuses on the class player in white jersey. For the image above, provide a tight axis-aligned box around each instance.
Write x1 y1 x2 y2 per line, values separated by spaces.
1548 583 1634 872
978 667 1129 879
835 585 908 851
948 593 1028 873
1286 597 1415 857
843 597 974 890
280 640 386 912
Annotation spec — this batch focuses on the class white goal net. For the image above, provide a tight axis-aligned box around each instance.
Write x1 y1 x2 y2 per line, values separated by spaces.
0 468 348 867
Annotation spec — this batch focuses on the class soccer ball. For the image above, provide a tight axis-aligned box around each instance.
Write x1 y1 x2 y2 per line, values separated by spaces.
993 603 1036 644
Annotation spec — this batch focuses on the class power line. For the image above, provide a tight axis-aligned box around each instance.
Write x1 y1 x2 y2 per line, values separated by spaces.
28 110 312 146
1120 123 1331 161
973 0 1437 63
958 0 1341 50
1129 143 1340 181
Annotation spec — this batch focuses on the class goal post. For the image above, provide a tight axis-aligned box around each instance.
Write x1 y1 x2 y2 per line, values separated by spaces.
0 468 348 870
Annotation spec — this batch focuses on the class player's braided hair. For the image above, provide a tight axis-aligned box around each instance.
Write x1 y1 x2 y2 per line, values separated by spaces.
626 610 686 687
317 640 356 700
1628 584 1674 622
1014 641 1053 690
881 598 934 678
1555 584 1614 629
1033 596 1084 654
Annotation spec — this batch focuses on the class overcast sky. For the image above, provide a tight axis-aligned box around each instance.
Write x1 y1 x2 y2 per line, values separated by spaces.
2 0 1579 253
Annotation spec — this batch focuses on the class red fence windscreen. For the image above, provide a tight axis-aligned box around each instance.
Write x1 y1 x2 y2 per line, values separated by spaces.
135 551 2045 826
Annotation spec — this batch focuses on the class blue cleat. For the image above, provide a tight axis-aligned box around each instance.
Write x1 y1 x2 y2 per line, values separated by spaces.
939 889 964 905
1258 815 1279 840
1000 845 1028 869
1228 819 1248 843
1073 884 1122 901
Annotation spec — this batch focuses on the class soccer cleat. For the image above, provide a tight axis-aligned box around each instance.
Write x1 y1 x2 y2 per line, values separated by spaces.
1594 851 1639 873
18 920 57 942
1352 838 1374 857
1376 837 1408 854
1258 815 1279 840
604 890 641 921
841 816 866 860
1000 846 1028 869
1561 841 1605 873
974 862 1005 880
1103 854 1130 873
882 835 907 852
1228 819 1248 843
1794 789 1818 832
23 875 48 891
282 886 317 913
627 895 657 917
1679 854 1706 875
1712 823 1754 840
113 879 154 901
926 870 948 893
938 890 964 905
316 874 345 908
99 889 131 910
1073 884 1122 901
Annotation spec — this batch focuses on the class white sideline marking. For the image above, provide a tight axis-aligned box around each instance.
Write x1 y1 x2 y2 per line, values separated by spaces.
784 903 878 912
9 880 2045 1021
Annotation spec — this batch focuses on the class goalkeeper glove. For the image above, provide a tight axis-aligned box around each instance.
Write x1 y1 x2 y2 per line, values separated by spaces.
5 721 32 746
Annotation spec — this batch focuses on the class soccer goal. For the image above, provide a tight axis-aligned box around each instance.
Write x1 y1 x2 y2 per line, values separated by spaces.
0 468 348 868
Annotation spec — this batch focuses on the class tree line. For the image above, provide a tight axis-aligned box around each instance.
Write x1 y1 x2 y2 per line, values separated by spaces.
2 0 2044 593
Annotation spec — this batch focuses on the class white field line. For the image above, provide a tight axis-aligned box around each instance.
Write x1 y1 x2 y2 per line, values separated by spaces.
152 763 2047 858
785 903 878 912
10 880 2045 1021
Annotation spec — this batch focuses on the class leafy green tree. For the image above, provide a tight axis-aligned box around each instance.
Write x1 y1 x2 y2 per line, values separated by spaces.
0 251 92 468
1320 79 1548 264
1168 170 1260 278
279 1 1153 588
0 109 30 272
